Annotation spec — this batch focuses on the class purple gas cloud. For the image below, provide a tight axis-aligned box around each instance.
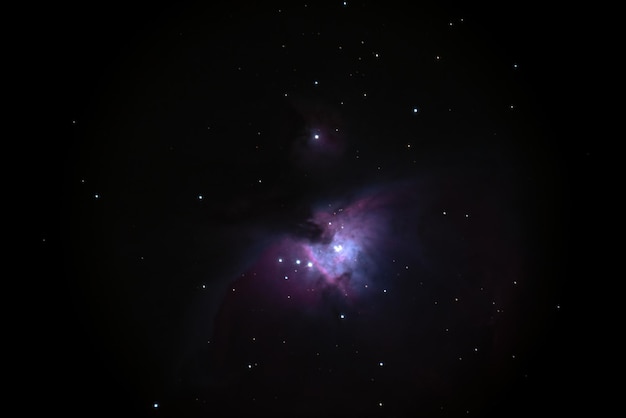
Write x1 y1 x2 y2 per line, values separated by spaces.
241 188 398 311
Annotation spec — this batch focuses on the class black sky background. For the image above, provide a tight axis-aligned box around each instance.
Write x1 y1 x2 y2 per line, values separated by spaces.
23 1 600 416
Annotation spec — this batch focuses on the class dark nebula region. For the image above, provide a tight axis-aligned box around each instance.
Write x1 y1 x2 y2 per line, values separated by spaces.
34 2 585 418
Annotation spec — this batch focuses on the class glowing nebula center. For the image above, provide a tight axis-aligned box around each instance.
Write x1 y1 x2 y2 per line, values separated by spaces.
303 217 363 290
272 193 390 302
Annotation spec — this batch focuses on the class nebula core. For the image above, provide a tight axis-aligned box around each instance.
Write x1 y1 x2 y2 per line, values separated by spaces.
274 192 392 306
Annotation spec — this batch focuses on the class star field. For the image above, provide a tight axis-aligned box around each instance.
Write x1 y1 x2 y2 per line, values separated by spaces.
30 1 590 417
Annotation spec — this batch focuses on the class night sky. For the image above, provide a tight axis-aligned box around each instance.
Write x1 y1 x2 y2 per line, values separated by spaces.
31 2 594 417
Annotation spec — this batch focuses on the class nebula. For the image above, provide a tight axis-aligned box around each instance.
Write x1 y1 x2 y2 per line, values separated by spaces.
280 194 388 300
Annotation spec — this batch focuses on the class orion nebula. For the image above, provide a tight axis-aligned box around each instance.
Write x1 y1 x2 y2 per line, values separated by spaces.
272 192 391 303
52 2 574 417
